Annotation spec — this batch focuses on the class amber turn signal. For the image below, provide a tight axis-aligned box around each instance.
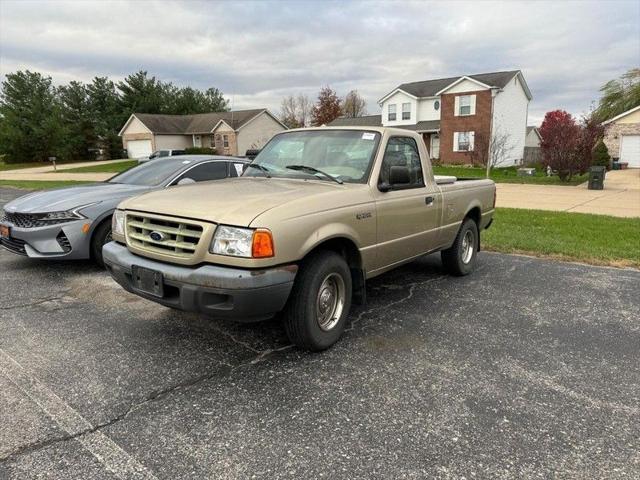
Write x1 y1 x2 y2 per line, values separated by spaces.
252 229 274 258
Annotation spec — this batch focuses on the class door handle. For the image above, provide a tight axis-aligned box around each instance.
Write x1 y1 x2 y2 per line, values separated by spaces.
425 196 434 206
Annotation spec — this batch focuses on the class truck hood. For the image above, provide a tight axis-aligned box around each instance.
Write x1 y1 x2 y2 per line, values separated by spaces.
119 177 363 226
3 183 154 214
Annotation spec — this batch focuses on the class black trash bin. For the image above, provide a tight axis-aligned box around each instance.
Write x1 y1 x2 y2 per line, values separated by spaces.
588 166 606 190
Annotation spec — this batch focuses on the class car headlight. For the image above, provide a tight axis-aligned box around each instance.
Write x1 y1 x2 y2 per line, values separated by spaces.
211 226 274 258
112 209 125 236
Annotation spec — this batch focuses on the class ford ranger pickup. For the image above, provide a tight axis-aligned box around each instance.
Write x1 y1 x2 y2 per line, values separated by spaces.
103 127 496 351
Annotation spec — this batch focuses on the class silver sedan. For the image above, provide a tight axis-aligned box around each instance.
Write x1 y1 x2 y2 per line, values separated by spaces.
0 155 248 265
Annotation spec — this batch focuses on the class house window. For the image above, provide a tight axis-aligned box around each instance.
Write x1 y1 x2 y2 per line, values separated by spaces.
434 100 440 111
459 95 472 116
402 103 411 120
223 135 229 148
388 104 396 121
455 131 474 151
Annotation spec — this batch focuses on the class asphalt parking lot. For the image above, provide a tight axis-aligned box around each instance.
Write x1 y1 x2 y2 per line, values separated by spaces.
1 187 639 479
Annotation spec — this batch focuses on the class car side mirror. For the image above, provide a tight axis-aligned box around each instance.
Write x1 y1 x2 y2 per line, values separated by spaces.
389 166 411 185
177 177 196 185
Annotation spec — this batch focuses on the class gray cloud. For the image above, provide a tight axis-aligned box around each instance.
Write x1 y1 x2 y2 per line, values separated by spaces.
1 0 638 125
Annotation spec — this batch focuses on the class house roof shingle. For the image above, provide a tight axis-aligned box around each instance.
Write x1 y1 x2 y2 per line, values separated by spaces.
395 70 521 98
133 109 270 134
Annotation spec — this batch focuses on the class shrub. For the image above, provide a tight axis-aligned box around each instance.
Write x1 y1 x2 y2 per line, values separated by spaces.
185 147 217 155
591 140 611 168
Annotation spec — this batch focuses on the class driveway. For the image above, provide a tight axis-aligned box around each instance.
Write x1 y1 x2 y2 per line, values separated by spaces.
496 169 640 217
1 187 639 479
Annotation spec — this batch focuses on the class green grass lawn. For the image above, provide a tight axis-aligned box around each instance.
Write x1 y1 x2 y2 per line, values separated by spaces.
57 160 137 174
0 180 90 190
433 165 588 186
484 208 640 268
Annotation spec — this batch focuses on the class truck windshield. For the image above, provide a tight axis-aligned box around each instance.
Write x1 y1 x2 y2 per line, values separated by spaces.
245 130 381 183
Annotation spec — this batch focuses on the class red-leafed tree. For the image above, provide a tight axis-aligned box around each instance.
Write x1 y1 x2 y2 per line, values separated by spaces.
311 86 342 126
539 110 581 181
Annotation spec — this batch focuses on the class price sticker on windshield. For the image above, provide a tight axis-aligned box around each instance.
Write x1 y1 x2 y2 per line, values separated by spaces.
362 132 376 140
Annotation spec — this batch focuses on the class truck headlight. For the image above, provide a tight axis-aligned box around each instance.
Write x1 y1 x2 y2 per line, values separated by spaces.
112 209 125 236
211 226 274 258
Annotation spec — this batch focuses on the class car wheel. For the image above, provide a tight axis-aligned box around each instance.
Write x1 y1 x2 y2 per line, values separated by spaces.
283 250 352 351
441 217 478 276
90 219 113 268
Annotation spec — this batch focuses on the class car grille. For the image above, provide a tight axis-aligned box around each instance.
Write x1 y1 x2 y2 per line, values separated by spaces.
0 236 27 255
125 213 204 258
2 211 74 228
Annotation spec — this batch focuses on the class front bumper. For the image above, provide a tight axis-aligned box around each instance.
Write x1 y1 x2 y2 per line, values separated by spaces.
103 241 297 322
0 219 90 259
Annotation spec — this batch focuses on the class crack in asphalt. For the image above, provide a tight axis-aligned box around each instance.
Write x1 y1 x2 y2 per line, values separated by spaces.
0 339 294 465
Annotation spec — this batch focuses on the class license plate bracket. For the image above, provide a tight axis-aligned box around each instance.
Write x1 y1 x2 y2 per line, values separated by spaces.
0 224 10 239
131 265 164 298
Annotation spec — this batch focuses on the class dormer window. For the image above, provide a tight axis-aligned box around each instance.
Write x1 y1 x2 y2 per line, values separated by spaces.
402 103 411 120
388 104 397 121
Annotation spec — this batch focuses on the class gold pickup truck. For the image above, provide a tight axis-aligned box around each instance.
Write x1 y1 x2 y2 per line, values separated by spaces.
104 127 495 350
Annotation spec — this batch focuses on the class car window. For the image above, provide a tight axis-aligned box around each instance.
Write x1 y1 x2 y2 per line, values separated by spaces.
177 162 228 183
378 137 424 189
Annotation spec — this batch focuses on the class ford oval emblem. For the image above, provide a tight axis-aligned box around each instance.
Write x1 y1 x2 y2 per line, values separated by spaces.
149 231 166 242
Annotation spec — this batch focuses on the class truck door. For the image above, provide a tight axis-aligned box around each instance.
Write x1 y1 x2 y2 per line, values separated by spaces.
373 136 440 270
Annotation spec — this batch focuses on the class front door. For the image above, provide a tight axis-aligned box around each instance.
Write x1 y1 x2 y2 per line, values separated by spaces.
430 134 440 160
374 136 440 270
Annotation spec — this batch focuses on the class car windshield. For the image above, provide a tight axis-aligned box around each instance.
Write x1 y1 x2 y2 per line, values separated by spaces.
108 158 193 186
245 130 381 183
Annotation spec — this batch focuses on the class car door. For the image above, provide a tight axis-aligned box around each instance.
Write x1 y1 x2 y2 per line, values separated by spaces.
373 136 440 270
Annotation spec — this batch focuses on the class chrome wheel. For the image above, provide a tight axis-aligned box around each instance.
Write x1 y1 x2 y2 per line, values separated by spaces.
461 229 474 264
316 272 346 331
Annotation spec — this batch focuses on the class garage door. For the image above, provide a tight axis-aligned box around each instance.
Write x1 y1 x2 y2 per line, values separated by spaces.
620 135 640 168
126 140 152 159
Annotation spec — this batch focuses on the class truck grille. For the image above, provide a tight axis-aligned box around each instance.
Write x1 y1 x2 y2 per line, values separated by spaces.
126 213 204 258
2 211 74 228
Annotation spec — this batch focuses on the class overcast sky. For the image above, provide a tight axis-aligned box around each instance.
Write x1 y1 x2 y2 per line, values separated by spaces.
1 0 638 125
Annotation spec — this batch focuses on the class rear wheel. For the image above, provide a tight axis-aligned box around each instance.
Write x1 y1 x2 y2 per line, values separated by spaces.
90 219 113 267
441 217 478 276
283 251 352 351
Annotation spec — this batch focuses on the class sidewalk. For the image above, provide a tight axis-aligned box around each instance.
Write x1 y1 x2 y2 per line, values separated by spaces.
0 159 129 182
496 169 640 218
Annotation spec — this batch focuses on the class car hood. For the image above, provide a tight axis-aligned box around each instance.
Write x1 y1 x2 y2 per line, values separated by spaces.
3 183 154 214
119 177 365 227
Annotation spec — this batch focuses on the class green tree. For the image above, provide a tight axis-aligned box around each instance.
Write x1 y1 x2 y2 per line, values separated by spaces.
592 140 611 168
117 70 166 118
87 76 122 159
58 81 95 160
592 68 640 123
0 70 64 163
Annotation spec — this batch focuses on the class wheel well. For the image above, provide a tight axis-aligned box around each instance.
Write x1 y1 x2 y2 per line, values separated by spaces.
305 237 366 305
465 206 481 227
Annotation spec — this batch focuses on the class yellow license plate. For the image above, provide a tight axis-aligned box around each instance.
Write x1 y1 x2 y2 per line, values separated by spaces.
0 224 9 238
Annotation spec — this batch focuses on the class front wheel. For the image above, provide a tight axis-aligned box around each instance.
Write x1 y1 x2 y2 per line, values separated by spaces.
441 217 479 276
282 251 352 351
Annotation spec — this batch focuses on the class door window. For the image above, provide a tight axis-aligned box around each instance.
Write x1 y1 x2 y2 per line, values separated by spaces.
176 162 228 183
379 137 424 188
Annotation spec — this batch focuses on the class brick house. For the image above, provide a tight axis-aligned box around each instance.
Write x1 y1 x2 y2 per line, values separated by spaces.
330 70 532 166
119 109 287 159
602 105 640 167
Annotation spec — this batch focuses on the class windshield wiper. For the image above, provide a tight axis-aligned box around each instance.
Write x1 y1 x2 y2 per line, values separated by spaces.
285 165 343 184
245 163 271 178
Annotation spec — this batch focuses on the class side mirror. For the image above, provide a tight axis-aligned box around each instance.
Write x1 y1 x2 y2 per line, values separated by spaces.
389 166 411 185
177 177 196 185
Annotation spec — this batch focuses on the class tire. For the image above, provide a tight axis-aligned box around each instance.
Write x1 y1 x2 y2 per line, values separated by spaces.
90 219 113 267
282 250 352 351
441 217 479 276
